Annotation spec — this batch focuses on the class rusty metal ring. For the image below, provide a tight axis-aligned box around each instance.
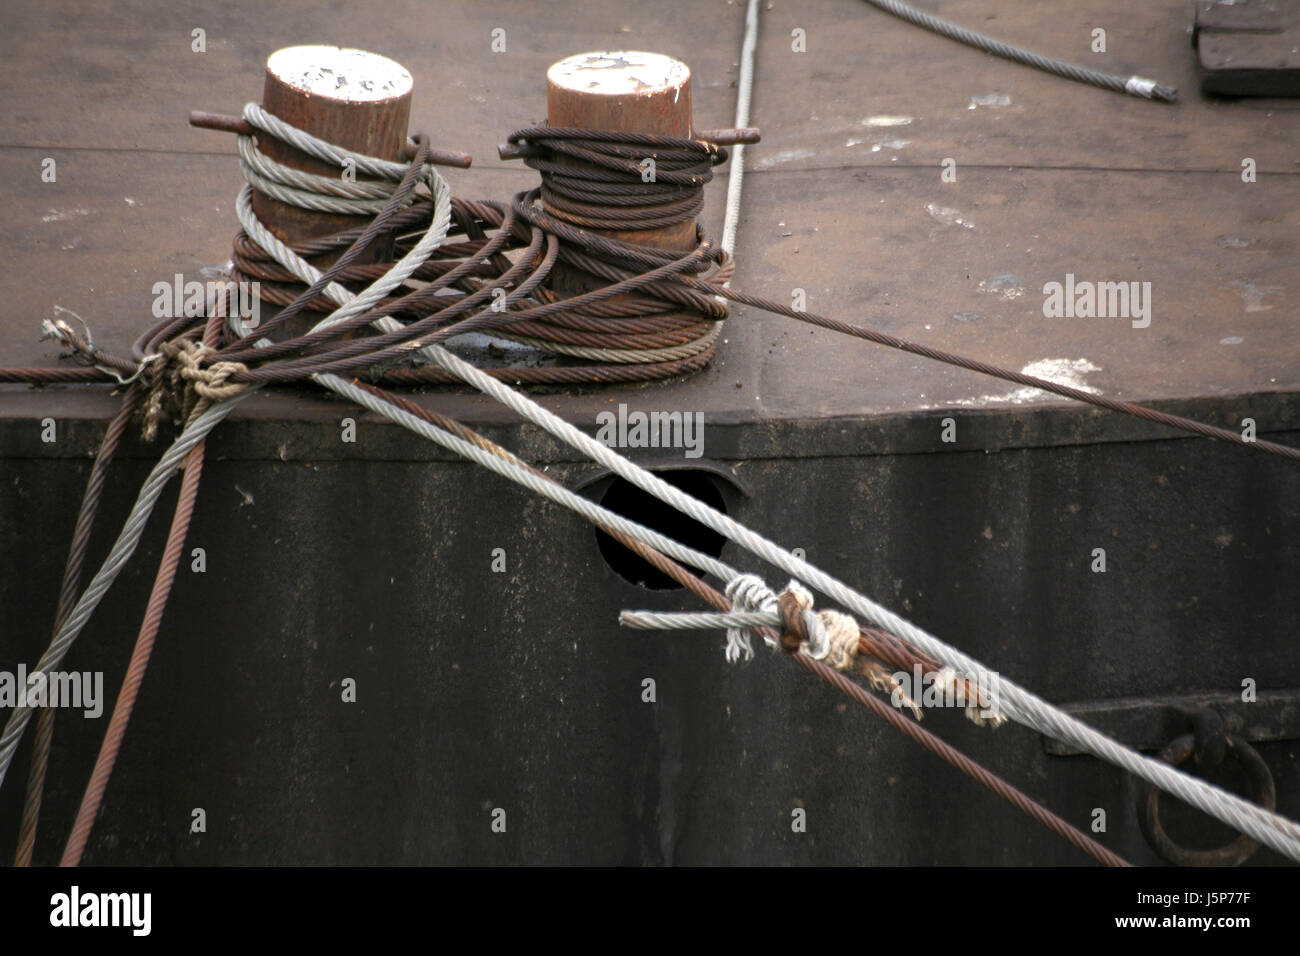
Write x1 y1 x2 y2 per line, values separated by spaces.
1138 733 1276 866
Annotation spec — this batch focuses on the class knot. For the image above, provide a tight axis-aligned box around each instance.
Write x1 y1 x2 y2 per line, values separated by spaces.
140 339 249 441
723 573 777 663
776 581 859 668
776 587 811 653
818 610 860 671
722 575 862 668
174 344 249 401
930 666 1007 728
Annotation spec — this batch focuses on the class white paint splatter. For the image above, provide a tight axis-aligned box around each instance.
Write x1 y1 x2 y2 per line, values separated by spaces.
1219 336 1244 345
978 274 1025 299
861 115 913 127
870 138 910 152
925 203 975 229
1230 279 1281 312
755 148 815 169
968 93 1012 109
42 208 89 223
952 358 1103 406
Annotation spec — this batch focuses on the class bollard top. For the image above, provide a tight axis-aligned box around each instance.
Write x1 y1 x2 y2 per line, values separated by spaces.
547 51 690 97
267 45 413 103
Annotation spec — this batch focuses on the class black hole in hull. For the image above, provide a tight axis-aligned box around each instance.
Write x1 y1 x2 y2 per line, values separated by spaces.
594 471 728 590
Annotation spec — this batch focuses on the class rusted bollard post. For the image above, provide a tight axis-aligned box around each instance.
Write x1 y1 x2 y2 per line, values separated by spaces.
253 45 414 248
542 51 699 300
246 45 414 338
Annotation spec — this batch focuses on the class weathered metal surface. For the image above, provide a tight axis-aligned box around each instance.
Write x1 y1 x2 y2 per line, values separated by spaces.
1194 0 1300 98
1042 690 1300 756
2 433 1298 864
0 0 1297 865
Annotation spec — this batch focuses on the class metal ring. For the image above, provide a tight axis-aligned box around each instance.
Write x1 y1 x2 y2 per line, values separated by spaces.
1138 733 1276 866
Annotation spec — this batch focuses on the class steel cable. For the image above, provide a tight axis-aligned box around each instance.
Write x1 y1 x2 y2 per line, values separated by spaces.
860 0 1177 101
4 102 1296 863
60 326 218 867
12 383 144 865
341 377 1131 867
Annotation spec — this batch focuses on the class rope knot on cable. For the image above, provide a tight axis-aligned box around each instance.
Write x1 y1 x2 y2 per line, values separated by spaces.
140 340 250 441
723 573 776 662
775 580 859 667
174 343 250 402
930 666 1008 728
722 575 859 668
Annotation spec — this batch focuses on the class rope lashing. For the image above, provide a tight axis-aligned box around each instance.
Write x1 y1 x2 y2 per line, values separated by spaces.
642 576 851 668
139 341 249 441
8 91 1300 862
38 317 231 442
625 578 1004 725
723 573 779 662
930 666 1006 728
777 580 844 661
500 126 731 367
175 342 250 401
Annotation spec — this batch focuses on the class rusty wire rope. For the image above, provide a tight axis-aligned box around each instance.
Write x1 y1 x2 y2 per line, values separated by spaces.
338 379 1131 867
9 120 1297 458
59 312 224 868
11 382 145 865
2 106 1296 864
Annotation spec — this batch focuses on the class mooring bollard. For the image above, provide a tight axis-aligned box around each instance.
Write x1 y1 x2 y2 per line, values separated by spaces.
253 45 415 249
485 50 761 379
540 51 700 301
189 45 420 341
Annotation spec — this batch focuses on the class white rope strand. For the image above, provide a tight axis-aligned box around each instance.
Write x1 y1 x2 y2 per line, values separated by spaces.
396 342 1300 861
0 111 454 793
230 99 1300 859
10 103 1295 865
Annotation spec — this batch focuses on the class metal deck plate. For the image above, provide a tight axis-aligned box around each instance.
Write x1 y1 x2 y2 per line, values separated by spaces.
1 0 1296 458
